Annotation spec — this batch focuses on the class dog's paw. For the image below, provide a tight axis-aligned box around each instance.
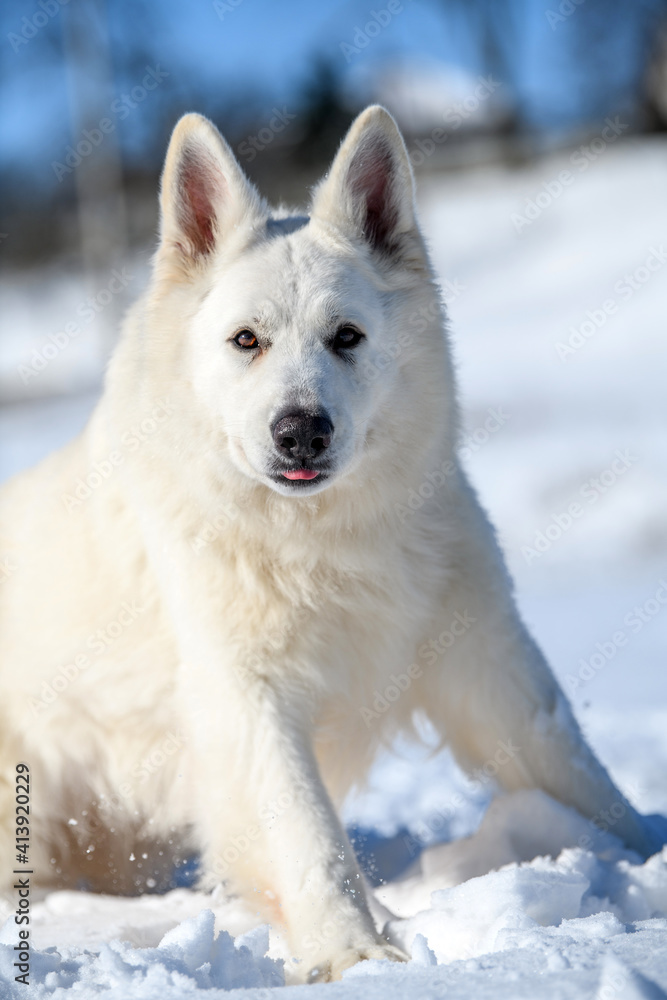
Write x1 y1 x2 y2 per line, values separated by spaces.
308 942 408 982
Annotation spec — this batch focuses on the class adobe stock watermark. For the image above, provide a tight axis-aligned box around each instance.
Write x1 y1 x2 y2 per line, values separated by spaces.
233 576 346 688
340 0 412 62
555 246 667 360
212 0 243 20
594 962 631 1000
522 448 637 564
565 580 667 695
28 599 147 716
300 883 363 959
403 737 522 855
191 501 240 553
546 0 587 30
358 280 466 388
17 268 133 385
97 730 187 819
297 845 376 961
8 0 69 54
407 76 502 169
51 66 168 181
237 107 296 162
394 406 510 523
60 398 175 512
512 116 628 233
360 609 476 727
0 557 17 584
207 789 295 879
575 780 646 858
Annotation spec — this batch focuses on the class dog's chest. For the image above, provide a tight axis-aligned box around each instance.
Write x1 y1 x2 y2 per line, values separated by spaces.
219 526 439 691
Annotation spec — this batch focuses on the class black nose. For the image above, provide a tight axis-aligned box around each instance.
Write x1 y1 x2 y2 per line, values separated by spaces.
272 411 333 460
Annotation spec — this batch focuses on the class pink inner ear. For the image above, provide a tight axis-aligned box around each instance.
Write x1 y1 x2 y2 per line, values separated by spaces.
349 139 398 253
177 148 226 256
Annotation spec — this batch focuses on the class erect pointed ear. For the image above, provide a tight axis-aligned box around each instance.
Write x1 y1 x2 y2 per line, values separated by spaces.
310 106 422 265
157 113 262 276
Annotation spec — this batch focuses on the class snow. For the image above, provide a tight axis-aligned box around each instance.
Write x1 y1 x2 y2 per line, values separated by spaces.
1 137 666 996
2 805 667 996
0 911 283 997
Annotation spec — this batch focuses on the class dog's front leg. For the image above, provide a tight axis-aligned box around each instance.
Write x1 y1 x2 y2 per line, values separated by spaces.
135 522 401 979
181 672 404 982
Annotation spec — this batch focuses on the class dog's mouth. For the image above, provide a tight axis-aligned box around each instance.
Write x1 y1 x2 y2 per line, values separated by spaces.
282 469 320 481
268 462 330 489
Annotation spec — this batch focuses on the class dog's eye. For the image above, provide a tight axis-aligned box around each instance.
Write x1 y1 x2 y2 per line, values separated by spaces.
233 330 259 350
332 327 364 352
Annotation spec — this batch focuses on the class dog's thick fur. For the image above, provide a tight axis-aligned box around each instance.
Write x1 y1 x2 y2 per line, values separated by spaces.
0 107 658 980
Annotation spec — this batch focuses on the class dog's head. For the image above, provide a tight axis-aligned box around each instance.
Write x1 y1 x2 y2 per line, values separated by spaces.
152 107 450 498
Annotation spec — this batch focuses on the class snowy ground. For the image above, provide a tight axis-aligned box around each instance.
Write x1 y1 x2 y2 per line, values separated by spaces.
1 137 666 996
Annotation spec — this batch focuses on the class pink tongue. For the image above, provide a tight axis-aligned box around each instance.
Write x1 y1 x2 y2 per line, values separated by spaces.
282 469 320 481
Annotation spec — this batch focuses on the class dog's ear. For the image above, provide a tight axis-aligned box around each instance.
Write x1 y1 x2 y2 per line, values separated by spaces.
310 106 422 265
157 113 262 276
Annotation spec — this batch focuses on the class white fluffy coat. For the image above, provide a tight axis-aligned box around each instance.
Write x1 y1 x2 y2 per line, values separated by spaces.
0 107 657 981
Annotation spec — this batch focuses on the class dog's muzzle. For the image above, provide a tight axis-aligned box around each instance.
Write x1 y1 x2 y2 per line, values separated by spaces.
269 410 334 487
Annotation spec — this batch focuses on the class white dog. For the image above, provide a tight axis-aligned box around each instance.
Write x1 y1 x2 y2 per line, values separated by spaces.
0 106 659 981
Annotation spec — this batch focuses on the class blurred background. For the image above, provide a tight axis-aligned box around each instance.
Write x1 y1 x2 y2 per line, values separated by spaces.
1 0 667 871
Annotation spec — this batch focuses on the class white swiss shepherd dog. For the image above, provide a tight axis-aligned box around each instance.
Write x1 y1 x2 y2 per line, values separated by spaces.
0 106 661 981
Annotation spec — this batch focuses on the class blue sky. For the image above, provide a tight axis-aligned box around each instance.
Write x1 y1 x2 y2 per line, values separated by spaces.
0 0 653 184
2 0 460 163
